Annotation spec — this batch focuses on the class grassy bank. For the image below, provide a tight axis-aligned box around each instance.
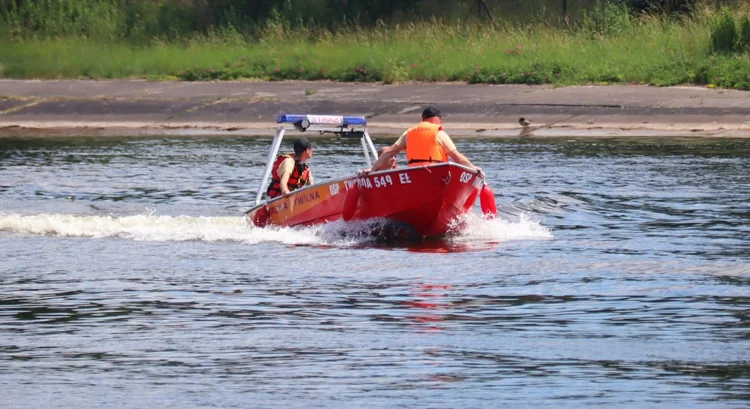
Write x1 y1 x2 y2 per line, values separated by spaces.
1 5 749 89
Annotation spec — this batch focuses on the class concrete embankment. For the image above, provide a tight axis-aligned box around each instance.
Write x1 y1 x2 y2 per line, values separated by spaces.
0 79 748 138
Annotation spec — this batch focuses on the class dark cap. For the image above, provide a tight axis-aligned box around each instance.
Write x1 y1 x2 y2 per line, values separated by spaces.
293 137 317 154
422 106 442 119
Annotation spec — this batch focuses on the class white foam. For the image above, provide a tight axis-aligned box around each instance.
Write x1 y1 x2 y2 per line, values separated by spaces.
449 212 554 242
0 213 317 245
0 211 552 246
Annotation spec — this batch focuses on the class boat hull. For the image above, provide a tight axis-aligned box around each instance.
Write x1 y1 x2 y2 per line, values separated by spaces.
245 163 483 237
245 178 352 228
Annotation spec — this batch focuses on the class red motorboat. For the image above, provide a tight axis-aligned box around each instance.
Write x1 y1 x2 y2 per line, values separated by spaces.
245 114 495 237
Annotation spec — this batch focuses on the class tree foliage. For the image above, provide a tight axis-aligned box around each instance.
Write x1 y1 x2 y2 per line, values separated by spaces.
0 0 746 40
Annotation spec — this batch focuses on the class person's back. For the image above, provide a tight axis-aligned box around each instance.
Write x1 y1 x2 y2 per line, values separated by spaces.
404 119 447 166
364 106 483 177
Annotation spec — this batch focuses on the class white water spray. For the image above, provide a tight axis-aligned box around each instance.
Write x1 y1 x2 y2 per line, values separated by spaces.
0 211 552 247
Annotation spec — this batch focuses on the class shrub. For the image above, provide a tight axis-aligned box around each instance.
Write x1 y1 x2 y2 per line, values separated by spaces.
581 0 633 37
740 15 750 51
710 8 738 53
340 64 383 82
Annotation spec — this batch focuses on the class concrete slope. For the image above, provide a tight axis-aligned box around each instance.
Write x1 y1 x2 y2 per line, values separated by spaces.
1 80 748 138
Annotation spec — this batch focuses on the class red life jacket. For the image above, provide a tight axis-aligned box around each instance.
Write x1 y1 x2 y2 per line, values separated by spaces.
266 154 310 198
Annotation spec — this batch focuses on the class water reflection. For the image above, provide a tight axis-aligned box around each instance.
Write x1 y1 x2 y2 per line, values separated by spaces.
405 283 454 332
356 238 499 253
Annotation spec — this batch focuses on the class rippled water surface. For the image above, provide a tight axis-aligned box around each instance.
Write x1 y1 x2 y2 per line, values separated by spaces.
1 136 748 408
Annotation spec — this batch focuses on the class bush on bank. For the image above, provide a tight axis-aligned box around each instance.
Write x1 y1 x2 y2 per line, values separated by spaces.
3 0 736 41
0 1 749 90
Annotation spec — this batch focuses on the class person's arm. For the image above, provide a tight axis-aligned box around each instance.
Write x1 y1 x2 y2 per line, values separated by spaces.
369 144 403 171
366 132 406 172
447 149 485 178
440 131 485 177
279 171 292 195
448 149 478 169
276 158 295 195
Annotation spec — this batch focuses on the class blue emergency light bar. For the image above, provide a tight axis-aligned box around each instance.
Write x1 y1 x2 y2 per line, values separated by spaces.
277 114 367 127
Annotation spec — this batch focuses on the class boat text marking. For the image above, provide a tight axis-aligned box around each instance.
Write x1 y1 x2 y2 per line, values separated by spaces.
329 183 340 196
347 173 415 190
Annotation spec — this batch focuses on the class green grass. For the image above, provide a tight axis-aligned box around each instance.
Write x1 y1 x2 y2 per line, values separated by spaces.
1 7 749 90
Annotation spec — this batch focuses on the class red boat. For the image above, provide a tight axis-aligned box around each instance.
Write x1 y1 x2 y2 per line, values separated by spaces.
245 114 495 237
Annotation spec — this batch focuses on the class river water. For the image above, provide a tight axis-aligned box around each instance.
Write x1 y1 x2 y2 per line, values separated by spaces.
1 136 748 408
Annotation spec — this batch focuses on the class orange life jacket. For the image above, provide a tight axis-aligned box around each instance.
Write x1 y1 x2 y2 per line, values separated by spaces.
266 154 310 198
405 122 448 166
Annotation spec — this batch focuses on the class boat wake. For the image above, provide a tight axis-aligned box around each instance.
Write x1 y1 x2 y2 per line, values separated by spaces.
0 211 552 249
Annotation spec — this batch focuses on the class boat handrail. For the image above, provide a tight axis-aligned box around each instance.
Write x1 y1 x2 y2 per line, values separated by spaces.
253 113 378 205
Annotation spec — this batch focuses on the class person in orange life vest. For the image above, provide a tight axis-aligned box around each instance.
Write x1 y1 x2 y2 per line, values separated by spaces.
266 137 316 198
365 107 484 177
378 146 398 169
